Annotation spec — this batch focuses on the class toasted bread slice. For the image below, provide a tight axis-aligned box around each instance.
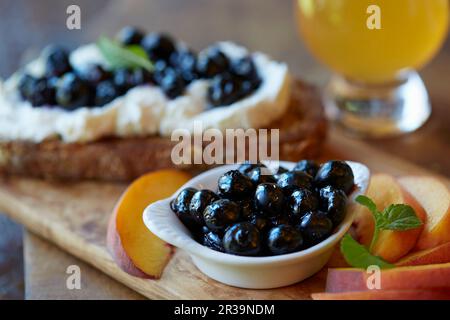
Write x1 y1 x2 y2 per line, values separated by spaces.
0 80 327 181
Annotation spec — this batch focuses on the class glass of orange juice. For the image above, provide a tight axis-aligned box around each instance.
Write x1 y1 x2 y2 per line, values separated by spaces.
295 0 449 137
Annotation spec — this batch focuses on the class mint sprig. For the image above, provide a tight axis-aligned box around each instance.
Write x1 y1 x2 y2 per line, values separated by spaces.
340 195 422 269
356 195 422 251
96 37 154 72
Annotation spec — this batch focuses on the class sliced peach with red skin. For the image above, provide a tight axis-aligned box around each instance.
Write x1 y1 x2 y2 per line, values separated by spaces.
312 290 450 300
107 170 191 278
325 263 450 293
398 176 450 251
352 174 426 263
396 242 450 267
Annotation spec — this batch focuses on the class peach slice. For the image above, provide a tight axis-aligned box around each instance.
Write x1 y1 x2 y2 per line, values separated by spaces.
312 290 450 300
107 170 191 278
352 174 426 263
325 263 450 293
396 242 450 267
398 176 450 250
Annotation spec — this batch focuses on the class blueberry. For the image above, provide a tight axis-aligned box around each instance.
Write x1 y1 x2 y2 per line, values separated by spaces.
249 215 272 234
170 49 198 83
18 75 55 106
78 64 112 85
239 78 261 97
274 166 289 175
141 33 176 61
113 68 135 94
132 68 154 86
247 166 276 185
203 231 224 252
269 214 291 227
153 60 185 98
114 67 153 92
196 47 230 78
293 160 320 177
116 26 145 46
288 188 319 219
159 68 185 99
203 199 241 231
152 60 167 81
189 190 219 226
267 225 303 255
172 187 197 219
31 77 56 107
254 183 285 217
273 166 289 181
208 73 242 107
43 45 72 77
319 186 347 226
95 80 119 106
299 211 333 246
230 56 259 81
152 60 167 86
239 199 255 220
277 171 314 193
237 161 264 176
315 161 355 194
18 74 36 99
223 222 261 256
55 73 90 109
217 170 254 200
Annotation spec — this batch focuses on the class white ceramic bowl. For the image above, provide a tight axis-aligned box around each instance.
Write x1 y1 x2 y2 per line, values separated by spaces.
144 161 370 289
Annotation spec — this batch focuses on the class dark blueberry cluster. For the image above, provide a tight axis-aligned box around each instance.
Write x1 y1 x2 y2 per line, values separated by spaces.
18 44 153 109
171 160 355 257
18 27 262 109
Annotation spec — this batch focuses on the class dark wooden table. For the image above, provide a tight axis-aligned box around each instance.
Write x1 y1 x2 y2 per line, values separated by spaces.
0 0 449 299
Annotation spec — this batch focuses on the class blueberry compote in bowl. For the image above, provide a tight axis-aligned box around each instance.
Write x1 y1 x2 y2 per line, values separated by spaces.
144 160 370 289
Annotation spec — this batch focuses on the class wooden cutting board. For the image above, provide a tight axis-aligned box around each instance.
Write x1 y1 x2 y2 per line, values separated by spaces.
0 130 448 300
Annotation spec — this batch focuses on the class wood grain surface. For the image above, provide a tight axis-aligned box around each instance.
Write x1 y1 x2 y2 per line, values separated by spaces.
23 232 144 300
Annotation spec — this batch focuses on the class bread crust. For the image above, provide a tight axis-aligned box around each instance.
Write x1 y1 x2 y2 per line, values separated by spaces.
0 80 327 181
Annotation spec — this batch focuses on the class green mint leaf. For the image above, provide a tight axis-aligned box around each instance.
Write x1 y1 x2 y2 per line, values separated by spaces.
355 195 378 215
373 210 386 227
356 195 383 250
340 234 394 269
96 37 153 72
380 204 423 231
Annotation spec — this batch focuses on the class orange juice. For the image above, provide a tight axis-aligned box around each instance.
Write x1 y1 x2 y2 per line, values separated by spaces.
296 0 449 83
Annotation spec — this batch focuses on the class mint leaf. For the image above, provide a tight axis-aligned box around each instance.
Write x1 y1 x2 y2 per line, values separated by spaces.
355 195 377 214
373 210 386 228
379 204 423 231
356 195 382 250
97 37 153 72
340 234 394 269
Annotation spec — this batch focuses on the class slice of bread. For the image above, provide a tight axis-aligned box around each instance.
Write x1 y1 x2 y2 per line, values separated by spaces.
0 80 327 182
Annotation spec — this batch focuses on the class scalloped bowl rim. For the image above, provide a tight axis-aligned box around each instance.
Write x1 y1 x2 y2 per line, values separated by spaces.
144 161 370 267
